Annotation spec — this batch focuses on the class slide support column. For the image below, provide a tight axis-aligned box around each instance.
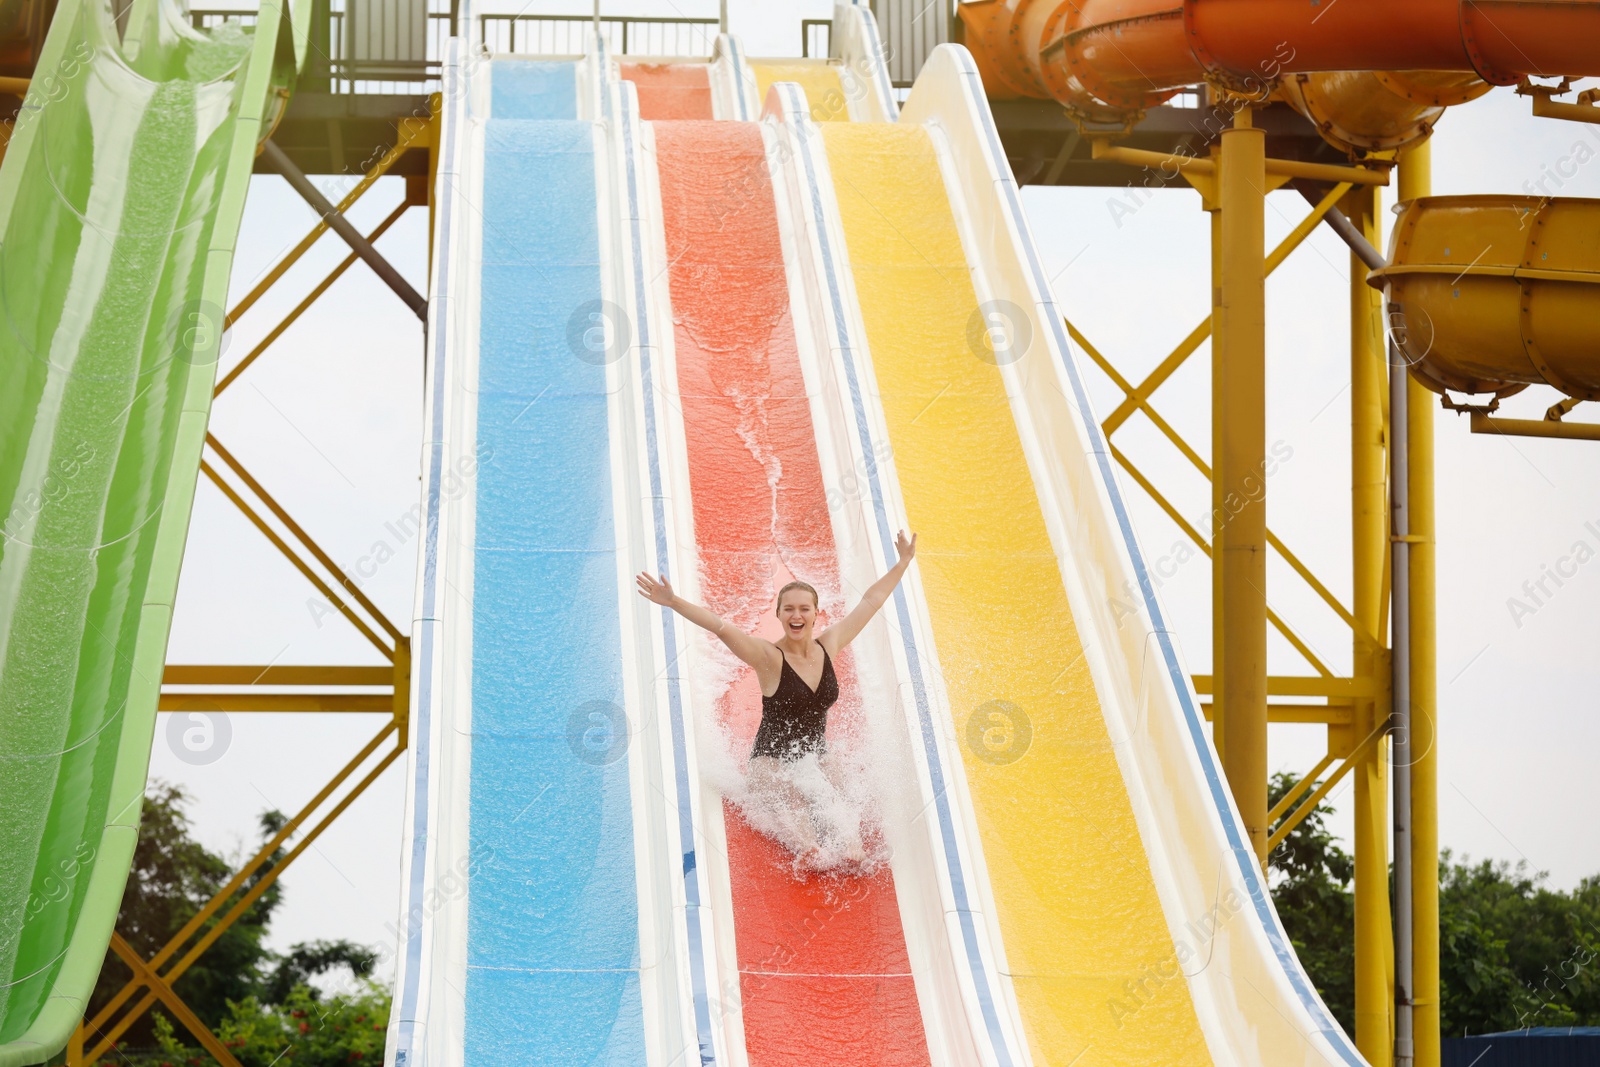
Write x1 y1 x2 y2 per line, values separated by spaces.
1349 180 1394 1067
1216 107 1268 864
1208 186 1225 763
1400 141 1440 1067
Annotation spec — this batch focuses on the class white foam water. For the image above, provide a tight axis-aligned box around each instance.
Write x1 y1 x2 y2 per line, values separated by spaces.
692 636 892 879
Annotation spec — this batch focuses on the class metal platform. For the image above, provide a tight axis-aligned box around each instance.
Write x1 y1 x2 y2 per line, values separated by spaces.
991 97 1351 188
266 88 1348 185
269 91 434 177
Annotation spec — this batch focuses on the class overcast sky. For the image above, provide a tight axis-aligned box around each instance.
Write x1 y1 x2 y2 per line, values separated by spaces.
150 1 1600 990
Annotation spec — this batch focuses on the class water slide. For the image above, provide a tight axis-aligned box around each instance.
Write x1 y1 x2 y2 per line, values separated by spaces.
1 0 1590 1063
0 0 303 1061
385 6 1366 1065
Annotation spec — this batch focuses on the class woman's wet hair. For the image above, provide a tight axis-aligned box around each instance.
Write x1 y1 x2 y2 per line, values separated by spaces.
775 580 819 614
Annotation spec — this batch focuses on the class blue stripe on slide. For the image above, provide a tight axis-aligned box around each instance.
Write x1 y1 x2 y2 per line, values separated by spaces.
464 95 646 1063
395 30 465 1066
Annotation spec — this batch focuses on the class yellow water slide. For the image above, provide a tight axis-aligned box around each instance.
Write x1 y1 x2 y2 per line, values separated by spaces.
771 44 1366 1065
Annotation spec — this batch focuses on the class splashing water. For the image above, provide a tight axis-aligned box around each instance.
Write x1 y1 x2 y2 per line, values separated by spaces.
692 637 892 878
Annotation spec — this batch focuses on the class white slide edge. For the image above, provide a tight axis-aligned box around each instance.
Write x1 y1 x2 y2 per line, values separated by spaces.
831 0 899 123
386 27 482 1067
604 67 748 1067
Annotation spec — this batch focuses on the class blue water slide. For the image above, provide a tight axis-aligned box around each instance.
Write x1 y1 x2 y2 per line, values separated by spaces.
466 82 645 1065
386 53 673 1067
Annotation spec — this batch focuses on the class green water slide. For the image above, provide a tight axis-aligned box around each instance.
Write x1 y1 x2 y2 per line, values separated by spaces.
0 0 306 1059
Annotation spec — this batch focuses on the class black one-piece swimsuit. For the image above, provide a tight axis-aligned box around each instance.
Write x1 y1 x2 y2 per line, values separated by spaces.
750 644 839 762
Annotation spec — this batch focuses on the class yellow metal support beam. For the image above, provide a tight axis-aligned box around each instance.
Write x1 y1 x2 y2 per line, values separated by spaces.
1072 299 1365 642
1217 107 1270 864
1103 181 1353 436
392 637 412 744
1348 181 1395 1066
1532 96 1600 123
1468 412 1600 441
199 460 394 657
159 693 392 712
1091 139 1391 186
427 93 442 274
162 665 394 685
1268 723 1387 852
1191 674 1371 699
1401 141 1441 1067
1199 703 1354 725
205 435 405 643
1528 85 1600 124
1103 440 1337 677
1269 751 1340 823
1076 325 1212 472
215 202 411 396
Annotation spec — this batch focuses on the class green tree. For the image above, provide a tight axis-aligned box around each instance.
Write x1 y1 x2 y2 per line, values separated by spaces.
1267 771 1356 1034
1438 853 1600 1036
84 781 286 1050
66 781 386 1063
148 981 390 1067
1264 769 1600 1040
260 940 378 1006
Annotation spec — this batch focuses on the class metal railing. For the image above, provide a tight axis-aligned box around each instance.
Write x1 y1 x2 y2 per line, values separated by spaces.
189 8 257 30
478 14 718 58
191 5 444 93
801 18 830 59
189 8 719 94
870 0 947 88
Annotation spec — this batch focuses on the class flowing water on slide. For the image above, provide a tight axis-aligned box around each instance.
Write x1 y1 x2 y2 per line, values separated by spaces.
651 118 931 1065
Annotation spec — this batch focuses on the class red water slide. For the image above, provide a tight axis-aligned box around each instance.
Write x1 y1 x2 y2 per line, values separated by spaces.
959 0 1600 113
650 115 932 1067
620 62 713 120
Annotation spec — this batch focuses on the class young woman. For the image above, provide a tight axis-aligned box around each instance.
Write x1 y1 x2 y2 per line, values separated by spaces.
635 530 917 864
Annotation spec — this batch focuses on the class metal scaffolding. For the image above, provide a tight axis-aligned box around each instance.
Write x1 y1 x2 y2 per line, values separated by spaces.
1063 123 1439 1066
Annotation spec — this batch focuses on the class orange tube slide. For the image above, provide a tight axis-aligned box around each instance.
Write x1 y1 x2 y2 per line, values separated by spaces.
960 0 1600 112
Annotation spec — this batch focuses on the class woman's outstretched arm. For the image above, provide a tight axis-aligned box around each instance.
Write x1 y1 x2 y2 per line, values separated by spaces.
635 572 775 673
818 530 916 654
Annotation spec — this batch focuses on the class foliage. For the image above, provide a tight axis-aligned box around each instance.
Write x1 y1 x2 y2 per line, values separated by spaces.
260 941 378 1007
140 981 390 1067
63 781 384 1064
81 781 286 1051
1266 770 1600 1039
1438 852 1600 1036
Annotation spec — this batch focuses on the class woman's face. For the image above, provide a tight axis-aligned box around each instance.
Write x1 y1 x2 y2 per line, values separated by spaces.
778 591 817 641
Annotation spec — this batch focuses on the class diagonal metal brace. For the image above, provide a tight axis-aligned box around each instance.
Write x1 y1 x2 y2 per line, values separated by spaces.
260 138 427 319
108 934 246 1067
1294 181 1387 276
1267 722 1389 852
